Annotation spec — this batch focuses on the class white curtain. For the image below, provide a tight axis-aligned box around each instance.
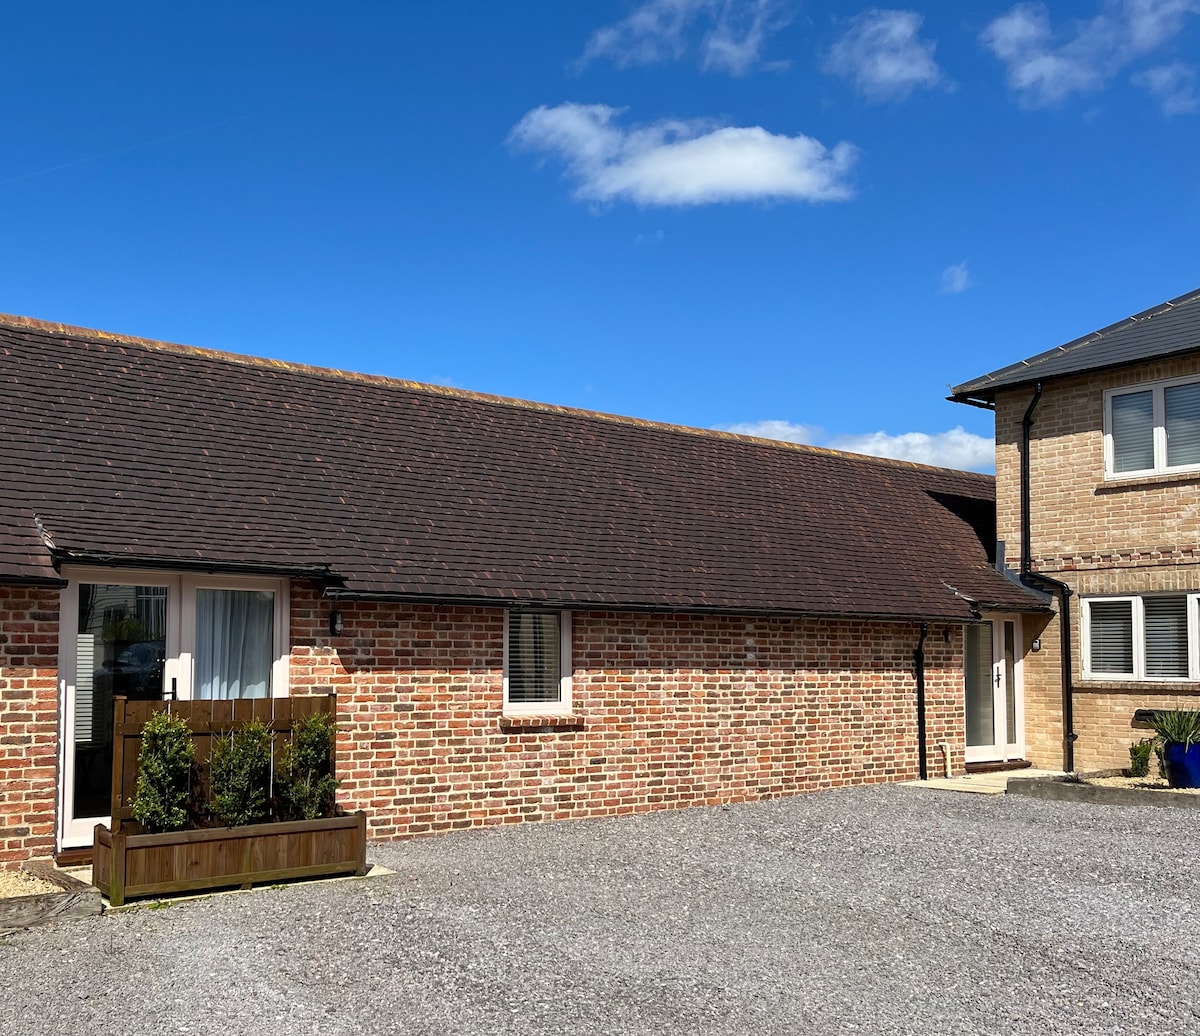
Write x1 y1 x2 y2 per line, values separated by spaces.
196 589 274 699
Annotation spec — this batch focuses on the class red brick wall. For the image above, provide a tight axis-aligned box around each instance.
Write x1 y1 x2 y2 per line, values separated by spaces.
0 586 60 867
290 587 965 840
0 583 970 863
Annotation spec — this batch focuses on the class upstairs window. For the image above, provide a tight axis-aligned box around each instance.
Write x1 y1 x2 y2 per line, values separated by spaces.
1106 376 1200 477
1083 594 1195 680
504 610 572 714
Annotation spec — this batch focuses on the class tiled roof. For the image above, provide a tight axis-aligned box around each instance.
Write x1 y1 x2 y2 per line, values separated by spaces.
0 314 1045 621
951 287 1200 402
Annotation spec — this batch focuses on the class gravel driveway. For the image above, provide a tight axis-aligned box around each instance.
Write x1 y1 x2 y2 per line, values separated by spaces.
3 785 1197 1035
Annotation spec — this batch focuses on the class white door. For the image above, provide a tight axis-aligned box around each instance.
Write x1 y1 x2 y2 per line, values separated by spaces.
964 615 1024 764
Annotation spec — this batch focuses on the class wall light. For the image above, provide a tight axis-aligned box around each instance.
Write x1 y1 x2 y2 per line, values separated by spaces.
329 610 345 636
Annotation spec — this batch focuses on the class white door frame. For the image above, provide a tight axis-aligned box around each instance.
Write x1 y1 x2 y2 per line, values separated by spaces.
57 567 290 850
964 613 1025 764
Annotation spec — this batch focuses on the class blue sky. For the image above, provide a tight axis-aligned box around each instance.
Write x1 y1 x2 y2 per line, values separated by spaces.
3 2 1198 471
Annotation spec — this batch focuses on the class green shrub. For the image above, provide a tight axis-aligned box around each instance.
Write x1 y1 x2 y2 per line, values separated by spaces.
274 712 339 821
1128 738 1153 778
209 718 274 827
130 711 194 833
1149 710 1200 748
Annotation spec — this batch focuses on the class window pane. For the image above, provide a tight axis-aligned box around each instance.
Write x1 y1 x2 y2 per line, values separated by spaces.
196 589 274 699
508 612 561 703
1144 596 1189 678
1088 600 1133 675
964 623 994 748
1165 382 1200 467
1111 391 1154 472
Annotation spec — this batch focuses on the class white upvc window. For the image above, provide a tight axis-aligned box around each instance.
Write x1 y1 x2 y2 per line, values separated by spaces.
1082 594 1199 681
1105 375 1200 478
503 610 572 714
63 567 291 703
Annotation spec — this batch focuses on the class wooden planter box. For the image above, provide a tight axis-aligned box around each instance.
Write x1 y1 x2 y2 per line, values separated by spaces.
93 812 367 906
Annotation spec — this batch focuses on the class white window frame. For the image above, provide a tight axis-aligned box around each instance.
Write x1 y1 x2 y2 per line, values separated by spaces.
1081 593 1200 681
502 609 572 715
1104 374 1200 479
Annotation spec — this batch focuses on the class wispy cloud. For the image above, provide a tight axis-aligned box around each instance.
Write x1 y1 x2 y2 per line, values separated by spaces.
1133 61 1199 112
982 0 1200 108
939 260 971 294
577 0 791 75
509 103 858 206
719 419 994 471
823 9 943 101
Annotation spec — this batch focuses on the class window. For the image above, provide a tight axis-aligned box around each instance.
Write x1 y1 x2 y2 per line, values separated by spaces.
1106 376 1200 477
1083 594 1196 680
504 610 572 713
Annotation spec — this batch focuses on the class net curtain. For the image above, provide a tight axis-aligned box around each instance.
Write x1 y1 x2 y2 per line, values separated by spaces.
195 588 274 699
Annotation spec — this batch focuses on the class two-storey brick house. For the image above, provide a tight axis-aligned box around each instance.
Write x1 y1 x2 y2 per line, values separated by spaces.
951 288 1200 772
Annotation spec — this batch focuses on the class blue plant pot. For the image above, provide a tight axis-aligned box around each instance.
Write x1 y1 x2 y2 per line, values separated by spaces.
1163 742 1200 789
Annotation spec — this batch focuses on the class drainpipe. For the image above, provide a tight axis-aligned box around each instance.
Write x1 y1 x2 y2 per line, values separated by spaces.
1020 383 1077 773
914 622 929 780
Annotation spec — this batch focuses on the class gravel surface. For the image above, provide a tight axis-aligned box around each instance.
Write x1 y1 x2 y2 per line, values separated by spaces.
0 869 59 899
2 785 1197 1035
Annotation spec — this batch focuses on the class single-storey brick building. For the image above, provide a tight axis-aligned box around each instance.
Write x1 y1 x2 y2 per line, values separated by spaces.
1 313 1044 865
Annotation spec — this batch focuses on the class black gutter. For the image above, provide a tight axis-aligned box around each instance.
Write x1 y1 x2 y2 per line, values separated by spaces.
914 622 929 780
321 585 1032 625
50 549 335 582
0 573 68 588
1020 383 1077 772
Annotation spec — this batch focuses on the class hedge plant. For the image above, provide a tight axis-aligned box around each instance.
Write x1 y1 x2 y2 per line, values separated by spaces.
130 711 195 833
209 718 274 827
274 711 339 821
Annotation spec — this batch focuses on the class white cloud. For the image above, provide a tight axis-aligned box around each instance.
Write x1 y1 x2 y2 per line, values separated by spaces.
719 420 994 472
578 0 791 75
939 260 971 294
823 9 943 101
1133 61 1199 112
982 0 1200 108
509 103 858 206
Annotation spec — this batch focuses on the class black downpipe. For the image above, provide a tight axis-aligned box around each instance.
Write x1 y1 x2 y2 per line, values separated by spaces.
914 622 929 780
1021 384 1077 772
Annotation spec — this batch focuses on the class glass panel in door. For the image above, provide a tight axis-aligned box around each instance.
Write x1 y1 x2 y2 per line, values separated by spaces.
964 623 994 752
71 584 168 823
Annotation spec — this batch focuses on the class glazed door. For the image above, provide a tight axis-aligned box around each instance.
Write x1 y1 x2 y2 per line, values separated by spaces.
964 615 1024 763
59 579 178 847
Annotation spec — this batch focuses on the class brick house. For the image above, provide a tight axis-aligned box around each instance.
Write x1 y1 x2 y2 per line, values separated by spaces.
1 314 1045 865
951 287 1200 773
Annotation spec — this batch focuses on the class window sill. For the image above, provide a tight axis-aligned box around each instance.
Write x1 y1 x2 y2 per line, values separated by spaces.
1096 470 1200 493
499 714 585 732
1076 680 1200 694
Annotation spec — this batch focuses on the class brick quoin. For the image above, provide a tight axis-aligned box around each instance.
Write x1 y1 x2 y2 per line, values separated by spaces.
0 585 60 866
289 587 965 843
994 352 1200 771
